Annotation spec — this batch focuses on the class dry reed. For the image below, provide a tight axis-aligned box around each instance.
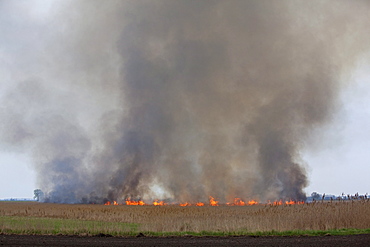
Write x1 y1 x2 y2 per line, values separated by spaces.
1 200 370 233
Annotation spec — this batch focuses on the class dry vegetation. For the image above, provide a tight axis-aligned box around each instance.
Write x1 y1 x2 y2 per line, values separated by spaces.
1 200 370 234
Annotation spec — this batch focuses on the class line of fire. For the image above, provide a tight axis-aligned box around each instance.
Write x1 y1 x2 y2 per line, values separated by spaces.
103 196 304 206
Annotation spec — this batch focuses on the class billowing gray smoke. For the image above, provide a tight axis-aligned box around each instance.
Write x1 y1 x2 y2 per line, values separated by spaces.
1 0 369 203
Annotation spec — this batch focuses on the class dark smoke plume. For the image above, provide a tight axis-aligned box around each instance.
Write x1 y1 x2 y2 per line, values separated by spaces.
1 0 369 203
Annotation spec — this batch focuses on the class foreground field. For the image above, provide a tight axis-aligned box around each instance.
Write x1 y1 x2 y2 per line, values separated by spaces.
2 234 370 247
1 200 370 236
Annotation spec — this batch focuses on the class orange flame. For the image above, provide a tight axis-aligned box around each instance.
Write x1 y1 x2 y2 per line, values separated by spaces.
285 200 295 205
102 197 304 206
274 200 283 205
285 200 305 205
104 201 119 205
248 200 258 205
209 196 219 206
153 200 167 206
179 201 206 206
225 198 258 206
125 198 146 206
266 200 305 205
235 198 246 206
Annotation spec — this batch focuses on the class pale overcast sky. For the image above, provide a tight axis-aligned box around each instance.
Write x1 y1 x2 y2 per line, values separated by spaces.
0 0 369 200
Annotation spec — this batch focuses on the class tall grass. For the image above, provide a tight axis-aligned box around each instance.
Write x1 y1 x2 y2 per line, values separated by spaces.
1 200 370 234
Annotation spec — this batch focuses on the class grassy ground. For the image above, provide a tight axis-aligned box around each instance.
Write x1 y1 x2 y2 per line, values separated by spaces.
1 200 370 236
1 216 370 237
0 216 138 236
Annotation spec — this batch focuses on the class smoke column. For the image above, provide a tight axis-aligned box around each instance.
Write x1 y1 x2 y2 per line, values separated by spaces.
1 0 369 203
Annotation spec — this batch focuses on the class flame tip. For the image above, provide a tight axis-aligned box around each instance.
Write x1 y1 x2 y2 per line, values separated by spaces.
103 197 305 206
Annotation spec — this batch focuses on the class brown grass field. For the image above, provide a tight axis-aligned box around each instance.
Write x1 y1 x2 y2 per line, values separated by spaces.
1 200 370 235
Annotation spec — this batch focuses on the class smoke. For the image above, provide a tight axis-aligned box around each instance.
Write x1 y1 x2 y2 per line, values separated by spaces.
1 0 369 203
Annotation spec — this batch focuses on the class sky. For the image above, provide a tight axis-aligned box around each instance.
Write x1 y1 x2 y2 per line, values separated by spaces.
0 0 369 200
303 68 370 196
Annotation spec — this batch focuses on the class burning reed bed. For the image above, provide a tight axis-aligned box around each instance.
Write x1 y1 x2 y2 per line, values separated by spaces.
1 200 370 235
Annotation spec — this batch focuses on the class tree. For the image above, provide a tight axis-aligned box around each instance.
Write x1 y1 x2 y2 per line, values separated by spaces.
311 192 322 200
33 189 44 202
